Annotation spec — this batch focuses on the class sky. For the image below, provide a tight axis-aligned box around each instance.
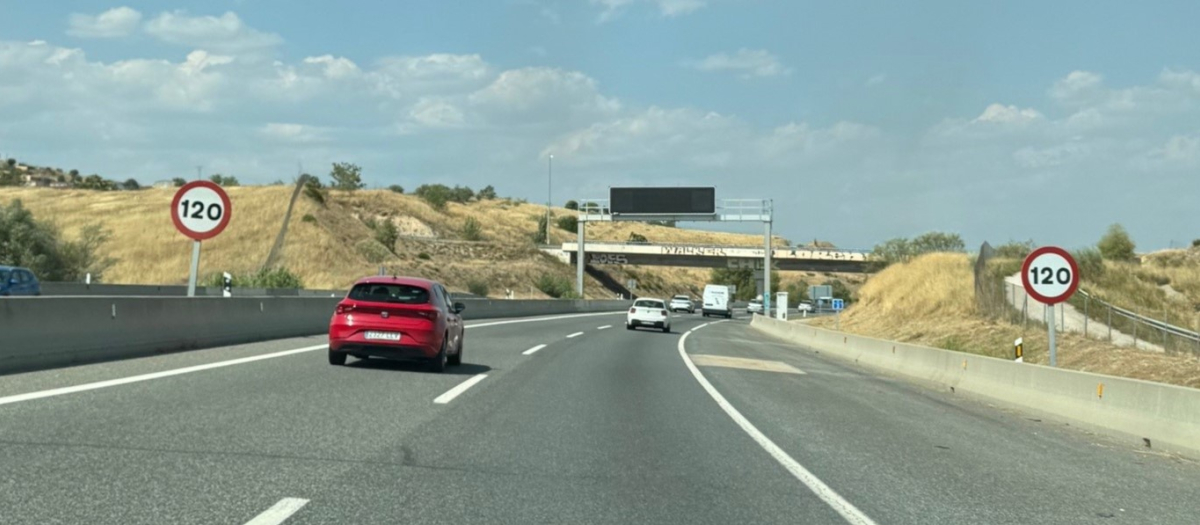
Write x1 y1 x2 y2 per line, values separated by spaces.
0 0 1197 251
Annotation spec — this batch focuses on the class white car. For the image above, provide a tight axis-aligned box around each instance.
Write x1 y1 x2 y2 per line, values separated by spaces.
669 295 695 313
797 301 814 313
747 299 764 315
627 298 671 333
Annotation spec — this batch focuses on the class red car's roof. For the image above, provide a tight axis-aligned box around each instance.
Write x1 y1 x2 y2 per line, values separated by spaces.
352 276 438 288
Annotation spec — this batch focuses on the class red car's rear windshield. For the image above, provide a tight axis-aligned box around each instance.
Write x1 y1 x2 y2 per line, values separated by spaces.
348 283 430 304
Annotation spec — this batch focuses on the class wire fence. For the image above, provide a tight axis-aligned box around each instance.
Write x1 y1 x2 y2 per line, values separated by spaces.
977 269 1200 357
974 241 1200 357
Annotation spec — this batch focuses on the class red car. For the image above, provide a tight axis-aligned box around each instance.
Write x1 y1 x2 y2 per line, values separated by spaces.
328 277 466 372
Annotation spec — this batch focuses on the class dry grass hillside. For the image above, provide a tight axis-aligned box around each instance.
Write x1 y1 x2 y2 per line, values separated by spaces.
0 186 838 297
811 253 1200 389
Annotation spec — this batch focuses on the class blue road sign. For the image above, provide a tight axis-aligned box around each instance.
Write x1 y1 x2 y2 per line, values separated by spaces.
832 298 845 311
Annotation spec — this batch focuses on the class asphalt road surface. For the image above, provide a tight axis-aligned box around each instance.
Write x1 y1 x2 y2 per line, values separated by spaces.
3 311 1199 524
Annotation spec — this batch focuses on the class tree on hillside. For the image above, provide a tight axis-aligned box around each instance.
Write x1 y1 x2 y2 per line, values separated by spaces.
329 162 364 191
121 178 141 191
68 169 79 179
910 231 965 254
388 185 404 194
414 184 452 210
564 200 579 211
374 219 398 253
710 268 780 301
209 174 240 187
0 200 115 281
1098 223 1136 261
477 185 497 200
450 185 474 203
5 159 15 167
171 177 187 187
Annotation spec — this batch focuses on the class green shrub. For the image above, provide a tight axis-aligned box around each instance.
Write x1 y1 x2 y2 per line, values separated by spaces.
361 216 378 230
536 274 573 298
388 185 404 194
555 215 578 232
414 184 451 210
374 220 398 252
1192 239 1200 248
356 239 392 264
564 200 579 210
1072 247 1105 282
207 267 305 289
628 232 648 243
826 279 853 302
303 176 326 205
417 252 431 260
467 279 490 297
1098 223 1136 261
477 185 497 200
461 216 484 241
301 214 316 223
993 240 1035 259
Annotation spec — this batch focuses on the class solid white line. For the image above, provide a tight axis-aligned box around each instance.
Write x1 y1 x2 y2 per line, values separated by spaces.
522 344 548 356
464 311 624 329
566 331 584 338
0 345 327 407
677 331 877 525
243 497 310 525
433 373 488 404
597 325 612 330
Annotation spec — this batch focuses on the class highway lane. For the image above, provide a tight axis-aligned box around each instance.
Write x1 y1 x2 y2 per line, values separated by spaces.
686 320 1200 524
2 311 1199 523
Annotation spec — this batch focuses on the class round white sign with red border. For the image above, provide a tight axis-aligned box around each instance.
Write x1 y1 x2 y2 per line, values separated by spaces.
171 180 232 241
1020 246 1080 305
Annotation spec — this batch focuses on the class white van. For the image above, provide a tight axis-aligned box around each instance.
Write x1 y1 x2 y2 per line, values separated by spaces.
702 284 733 318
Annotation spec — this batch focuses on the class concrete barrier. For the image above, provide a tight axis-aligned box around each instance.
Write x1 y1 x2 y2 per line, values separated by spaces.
1 297 630 375
751 316 1200 458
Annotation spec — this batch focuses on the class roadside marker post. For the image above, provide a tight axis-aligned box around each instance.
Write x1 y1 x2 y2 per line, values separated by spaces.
1020 247 1080 367
1014 337 1023 362
171 181 232 297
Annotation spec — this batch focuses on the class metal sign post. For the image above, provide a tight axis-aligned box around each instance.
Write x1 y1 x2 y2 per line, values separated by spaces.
1020 246 1080 367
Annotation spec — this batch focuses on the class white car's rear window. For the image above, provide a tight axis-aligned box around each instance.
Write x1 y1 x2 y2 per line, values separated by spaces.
634 300 664 308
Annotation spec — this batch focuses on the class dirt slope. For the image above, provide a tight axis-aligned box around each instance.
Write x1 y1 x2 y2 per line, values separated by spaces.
0 186 828 297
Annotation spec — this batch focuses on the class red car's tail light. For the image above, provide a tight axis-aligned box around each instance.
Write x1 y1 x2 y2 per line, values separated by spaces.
336 303 355 315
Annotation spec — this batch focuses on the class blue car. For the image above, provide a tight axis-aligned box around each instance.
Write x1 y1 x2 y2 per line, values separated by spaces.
0 266 41 296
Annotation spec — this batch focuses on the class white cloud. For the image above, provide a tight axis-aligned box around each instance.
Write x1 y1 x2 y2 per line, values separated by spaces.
468 68 621 122
591 0 707 22
1049 70 1103 104
865 73 887 87
1149 134 1200 166
260 123 328 143
303 55 360 79
973 103 1044 124
686 49 791 79
144 11 282 55
409 98 467 129
67 7 142 38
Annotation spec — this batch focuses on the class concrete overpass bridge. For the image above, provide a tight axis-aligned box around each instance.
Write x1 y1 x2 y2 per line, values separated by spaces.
545 242 870 273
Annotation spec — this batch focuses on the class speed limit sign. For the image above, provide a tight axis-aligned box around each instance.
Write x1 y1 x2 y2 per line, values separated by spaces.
1020 246 1079 305
1020 246 1079 368
171 181 231 241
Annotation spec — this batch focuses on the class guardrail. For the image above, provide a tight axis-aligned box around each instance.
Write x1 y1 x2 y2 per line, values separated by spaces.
37 282 346 297
0 297 631 375
1076 290 1200 352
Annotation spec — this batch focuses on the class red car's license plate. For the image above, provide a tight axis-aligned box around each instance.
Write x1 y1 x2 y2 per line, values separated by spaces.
364 331 401 341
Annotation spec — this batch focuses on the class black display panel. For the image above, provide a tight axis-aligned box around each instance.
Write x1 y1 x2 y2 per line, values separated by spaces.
609 187 715 215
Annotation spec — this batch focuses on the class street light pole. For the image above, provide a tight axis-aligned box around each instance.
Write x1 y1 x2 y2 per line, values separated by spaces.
546 154 553 245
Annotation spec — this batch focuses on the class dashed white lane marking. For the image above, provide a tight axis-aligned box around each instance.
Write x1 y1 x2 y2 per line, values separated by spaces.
597 325 612 330
433 374 488 404
678 326 876 525
243 497 310 525
566 332 584 339
522 344 548 356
